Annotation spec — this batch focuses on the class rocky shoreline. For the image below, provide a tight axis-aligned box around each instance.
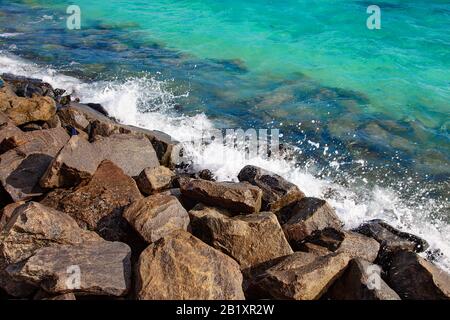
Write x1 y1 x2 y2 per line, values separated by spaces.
0 73 449 300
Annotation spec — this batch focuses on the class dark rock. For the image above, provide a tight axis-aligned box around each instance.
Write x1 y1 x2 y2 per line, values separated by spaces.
325 259 400 300
123 194 190 243
86 103 109 116
180 178 262 214
136 230 245 300
0 74 54 98
238 165 305 211
135 166 175 195
282 197 343 247
387 250 450 300
196 169 215 181
189 204 293 269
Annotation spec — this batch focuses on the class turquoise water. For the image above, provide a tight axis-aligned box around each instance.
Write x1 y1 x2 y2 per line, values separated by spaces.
0 1 449 262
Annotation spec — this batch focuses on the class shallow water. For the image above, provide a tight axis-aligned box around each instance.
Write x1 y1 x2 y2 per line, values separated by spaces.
0 1 449 270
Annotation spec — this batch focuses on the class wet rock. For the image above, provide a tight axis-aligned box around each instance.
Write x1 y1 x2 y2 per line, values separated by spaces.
48 160 143 241
135 166 175 195
353 219 429 266
8 241 131 297
300 228 380 262
282 197 343 247
136 230 245 300
196 169 215 181
86 103 109 116
189 204 293 269
325 259 400 300
0 84 56 125
0 127 70 201
180 179 262 214
0 74 54 98
387 251 450 300
238 165 305 211
248 252 350 300
123 194 189 243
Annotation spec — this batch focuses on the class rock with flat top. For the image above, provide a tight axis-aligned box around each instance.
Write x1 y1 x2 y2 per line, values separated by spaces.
135 166 175 195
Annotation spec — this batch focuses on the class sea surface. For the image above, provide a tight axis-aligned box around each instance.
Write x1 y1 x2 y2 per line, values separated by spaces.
0 0 449 270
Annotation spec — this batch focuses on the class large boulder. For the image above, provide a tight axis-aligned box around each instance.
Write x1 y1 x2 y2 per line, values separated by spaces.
282 197 343 247
387 250 450 300
136 230 245 300
247 252 350 300
325 259 400 300
238 165 305 211
8 241 131 296
135 166 175 195
44 160 143 242
180 179 262 214
0 74 55 98
123 194 190 243
300 228 380 262
189 204 293 269
0 84 56 125
57 106 90 133
0 127 70 201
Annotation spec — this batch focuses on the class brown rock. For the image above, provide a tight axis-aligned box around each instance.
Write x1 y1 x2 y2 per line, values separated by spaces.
135 166 175 195
300 228 380 262
0 127 70 201
0 121 24 153
282 197 343 246
325 259 400 300
57 106 90 132
123 194 189 243
180 179 262 214
387 250 450 300
189 204 293 269
8 241 131 296
136 230 245 300
52 160 143 241
46 293 77 300
248 252 350 300
238 165 305 211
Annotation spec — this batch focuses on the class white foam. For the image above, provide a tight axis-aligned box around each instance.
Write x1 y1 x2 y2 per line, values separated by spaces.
1 53 449 272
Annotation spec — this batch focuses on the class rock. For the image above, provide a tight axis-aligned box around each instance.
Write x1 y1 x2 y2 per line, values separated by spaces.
136 230 245 300
45 114 61 129
300 228 380 262
189 204 293 269
0 127 70 201
46 293 77 300
48 160 143 241
282 197 343 248
135 166 175 195
20 122 43 132
325 259 400 300
0 84 57 125
196 169 215 181
0 120 24 153
41 133 159 188
180 179 262 214
353 220 429 262
0 74 54 98
86 103 109 116
123 194 189 243
248 252 350 300
387 251 450 300
57 106 90 132
299 242 333 256
40 135 102 188
238 165 305 211
8 241 131 296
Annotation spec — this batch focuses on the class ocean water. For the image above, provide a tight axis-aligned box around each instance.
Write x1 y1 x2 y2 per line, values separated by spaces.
0 1 449 270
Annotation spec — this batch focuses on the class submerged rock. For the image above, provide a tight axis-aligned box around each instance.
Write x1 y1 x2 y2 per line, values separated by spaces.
238 165 305 212
189 204 293 269
180 179 262 214
136 230 245 300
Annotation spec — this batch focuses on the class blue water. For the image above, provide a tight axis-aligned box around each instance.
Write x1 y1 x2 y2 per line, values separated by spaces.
0 1 449 268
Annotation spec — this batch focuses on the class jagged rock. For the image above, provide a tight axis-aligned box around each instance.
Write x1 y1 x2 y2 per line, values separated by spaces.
247 252 351 300
123 194 189 243
282 197 343 246
299 242 333 256
135 166 175 195
57 106 90 132
0 127 70 201
47 160 143 241
189 204 292 269
238 165 305 211
0 84 56 125
387 250 450 300
180 179 262 214
0 120 24 153
0 74 55 98
196 169 215 181
8 241 131 296
353 220 429 264
136 230 245 300
300 228 380 262
325 259 400 300
40 133 159 188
